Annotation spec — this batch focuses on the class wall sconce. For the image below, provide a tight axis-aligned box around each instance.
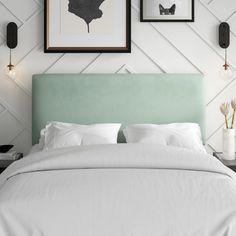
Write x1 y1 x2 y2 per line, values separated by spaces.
219 22 235 80
5 22 18 80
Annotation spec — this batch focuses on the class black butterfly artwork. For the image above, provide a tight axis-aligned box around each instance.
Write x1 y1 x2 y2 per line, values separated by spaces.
68 0 105 33
159 4 176 15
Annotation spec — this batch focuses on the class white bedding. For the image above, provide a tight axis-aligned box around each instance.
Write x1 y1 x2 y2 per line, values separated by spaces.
0 144 236 236
28 144 41 154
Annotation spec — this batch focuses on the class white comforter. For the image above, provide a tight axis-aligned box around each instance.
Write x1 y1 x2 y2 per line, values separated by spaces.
0 144 236 236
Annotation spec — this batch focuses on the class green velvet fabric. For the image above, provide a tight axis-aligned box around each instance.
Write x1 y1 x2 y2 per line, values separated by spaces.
32 74 205 144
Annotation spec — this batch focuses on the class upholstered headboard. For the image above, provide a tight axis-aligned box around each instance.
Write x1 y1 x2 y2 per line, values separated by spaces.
32 74 205 144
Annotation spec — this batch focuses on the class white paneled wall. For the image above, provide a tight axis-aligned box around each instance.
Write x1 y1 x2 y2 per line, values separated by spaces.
0 0 236 154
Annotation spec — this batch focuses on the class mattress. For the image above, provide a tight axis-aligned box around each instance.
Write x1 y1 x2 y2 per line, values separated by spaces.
0 144 235 236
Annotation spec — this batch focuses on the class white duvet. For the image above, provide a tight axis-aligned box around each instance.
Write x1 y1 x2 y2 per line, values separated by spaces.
0 144 236 236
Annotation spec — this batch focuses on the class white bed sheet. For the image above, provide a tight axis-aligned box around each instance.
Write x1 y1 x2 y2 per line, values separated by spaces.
0 144 236 236
28 144 41 154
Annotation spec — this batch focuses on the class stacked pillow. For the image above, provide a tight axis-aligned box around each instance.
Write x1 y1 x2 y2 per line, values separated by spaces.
39 122 121 150
123 123 206 153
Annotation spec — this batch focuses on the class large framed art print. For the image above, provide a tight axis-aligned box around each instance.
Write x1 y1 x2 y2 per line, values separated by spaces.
44 0 131 53
141 0 194 22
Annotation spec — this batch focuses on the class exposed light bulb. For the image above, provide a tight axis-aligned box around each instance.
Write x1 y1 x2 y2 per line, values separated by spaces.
220 48 235 80
220 63 234 80
5 64 17 80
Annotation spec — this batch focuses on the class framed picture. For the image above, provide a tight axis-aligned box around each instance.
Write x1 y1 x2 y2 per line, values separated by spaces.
141 0 194 22
44 0 131 53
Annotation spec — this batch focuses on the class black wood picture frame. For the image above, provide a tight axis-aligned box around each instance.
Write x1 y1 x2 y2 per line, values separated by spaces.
140 0 194 22
44 0 131 53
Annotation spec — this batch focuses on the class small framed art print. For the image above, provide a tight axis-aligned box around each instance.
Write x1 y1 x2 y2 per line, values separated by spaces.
141 0 194 22
44 0 131 53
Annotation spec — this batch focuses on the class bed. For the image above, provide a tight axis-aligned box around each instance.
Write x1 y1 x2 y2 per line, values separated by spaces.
0 74 236 236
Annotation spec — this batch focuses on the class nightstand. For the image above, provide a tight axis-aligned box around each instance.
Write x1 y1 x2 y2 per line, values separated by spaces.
213 152 236 172
0 153 23 174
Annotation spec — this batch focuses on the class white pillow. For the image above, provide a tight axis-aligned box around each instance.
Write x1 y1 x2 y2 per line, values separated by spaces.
123 123 206 153
38 128 46 150
40 122 121 150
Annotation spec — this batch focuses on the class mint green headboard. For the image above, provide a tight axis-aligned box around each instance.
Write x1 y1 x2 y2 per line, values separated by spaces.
32 74 205 144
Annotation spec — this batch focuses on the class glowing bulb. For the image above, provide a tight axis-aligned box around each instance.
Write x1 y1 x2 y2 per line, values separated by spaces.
220 64 234 80
5 64 17 80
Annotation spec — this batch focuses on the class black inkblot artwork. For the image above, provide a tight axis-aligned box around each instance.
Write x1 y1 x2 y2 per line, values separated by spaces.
68 0 105 33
